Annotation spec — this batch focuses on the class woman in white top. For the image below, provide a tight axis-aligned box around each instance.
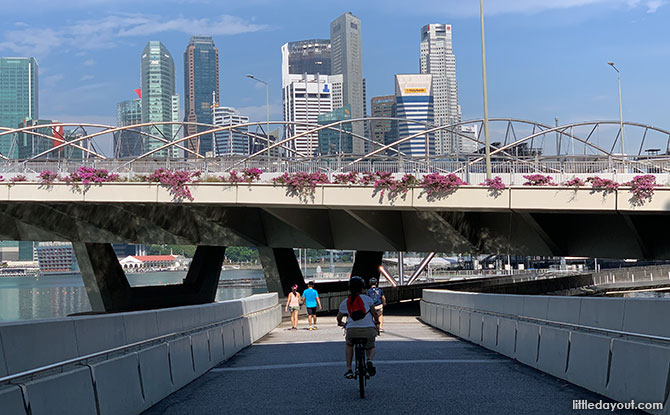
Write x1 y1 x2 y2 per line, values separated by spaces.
337 276 379 379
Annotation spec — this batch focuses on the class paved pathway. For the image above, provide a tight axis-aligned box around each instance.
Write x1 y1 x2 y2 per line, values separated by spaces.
143 311 639 414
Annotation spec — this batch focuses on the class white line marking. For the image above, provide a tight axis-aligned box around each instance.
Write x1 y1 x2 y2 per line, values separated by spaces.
211 359 509 372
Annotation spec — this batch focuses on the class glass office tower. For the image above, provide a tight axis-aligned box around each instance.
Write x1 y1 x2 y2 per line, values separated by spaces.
0 57 38 158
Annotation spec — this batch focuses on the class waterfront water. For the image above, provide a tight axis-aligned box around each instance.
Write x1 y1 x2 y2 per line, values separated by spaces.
0 265 353 322
0 269 268 322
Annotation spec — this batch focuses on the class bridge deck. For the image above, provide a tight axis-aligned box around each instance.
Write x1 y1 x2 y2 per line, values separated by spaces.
142 308 638 414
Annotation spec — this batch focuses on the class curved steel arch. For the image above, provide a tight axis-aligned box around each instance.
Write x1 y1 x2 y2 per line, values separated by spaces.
0 126 106 160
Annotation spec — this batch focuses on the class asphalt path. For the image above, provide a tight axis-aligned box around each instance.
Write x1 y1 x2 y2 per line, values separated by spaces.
143 306 639 415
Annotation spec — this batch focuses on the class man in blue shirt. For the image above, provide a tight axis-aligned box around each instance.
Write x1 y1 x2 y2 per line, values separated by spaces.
302 281 322 330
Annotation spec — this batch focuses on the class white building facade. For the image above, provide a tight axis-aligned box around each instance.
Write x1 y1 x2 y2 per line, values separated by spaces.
420 24 462 155
282 73 334 156
212 106 250 156
394 74 434 158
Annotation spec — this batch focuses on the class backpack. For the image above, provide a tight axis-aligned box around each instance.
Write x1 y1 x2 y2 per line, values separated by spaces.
346 295 368 321
367 287 383 306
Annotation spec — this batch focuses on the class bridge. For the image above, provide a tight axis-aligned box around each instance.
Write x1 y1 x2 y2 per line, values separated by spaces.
1 117 670 413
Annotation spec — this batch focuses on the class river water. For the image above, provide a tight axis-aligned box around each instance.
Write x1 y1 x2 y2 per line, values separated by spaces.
0 266 353 322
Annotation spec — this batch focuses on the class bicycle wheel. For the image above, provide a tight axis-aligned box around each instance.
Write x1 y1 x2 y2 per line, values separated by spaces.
356 344 366 398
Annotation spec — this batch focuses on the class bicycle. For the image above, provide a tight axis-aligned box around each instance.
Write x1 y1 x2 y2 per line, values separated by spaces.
351 337 370 399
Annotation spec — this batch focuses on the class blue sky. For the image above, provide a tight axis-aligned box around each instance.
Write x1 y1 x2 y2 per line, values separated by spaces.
1 0 668 154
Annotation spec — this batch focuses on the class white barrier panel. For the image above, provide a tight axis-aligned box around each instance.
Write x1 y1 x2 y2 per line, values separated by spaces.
622 299 670 338
514 322 540 368
91 353 146 415
468 313 483 344
138 344 173 407
168 336 196 390
0 385 26 415
481 315 498 349
156 305 204 336
74 314 128 356
24 367 97 415
191 331 211 376
0 319 79 375
578 297 625 331
495 318 517 357
521 296 549 320
208 327 224 364
566 332 611 395
442 307 451 332
223 322 236 359
536 326 569 380
122 311 159 344
546 297 582 324
606 339 670 405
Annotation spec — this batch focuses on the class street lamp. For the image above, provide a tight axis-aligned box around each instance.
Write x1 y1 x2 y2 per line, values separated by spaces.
480 0 492 179
607 62 625 157
246 74 271 161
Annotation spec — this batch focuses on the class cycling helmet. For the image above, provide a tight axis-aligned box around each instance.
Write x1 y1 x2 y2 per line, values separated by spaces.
369 278 378 286
348 276 365 293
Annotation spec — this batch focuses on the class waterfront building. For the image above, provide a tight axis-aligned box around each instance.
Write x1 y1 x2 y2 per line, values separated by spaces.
318 104 352 155
394 74 435 157
36 242 79 273
212 106 250 156
184 36 219 156
140 41 179 158
330 12 365 153
371 95 396 148
282 73 334 156
281 39 331 88
420 24 462 155
115 92 142 157
119 254 186 271
0 57 38 159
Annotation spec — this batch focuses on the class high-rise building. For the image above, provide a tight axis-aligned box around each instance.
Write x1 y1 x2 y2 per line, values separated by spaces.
212 106 250 156
395 74 434 157
17 118 58 159
115 91 142 157
141 41 179 158
0 57 38 158
184 36 219 156
371 95 396 148
330 12 365 154
420 24 461 155
281 39 331 87
458 125 478 154
282 73 334 156
318 104 352 155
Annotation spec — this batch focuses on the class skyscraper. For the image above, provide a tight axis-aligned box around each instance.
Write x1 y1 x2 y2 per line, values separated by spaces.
395 74 434 157
282 73 334 156
0 57 38 158
281 39 331 87
330 12 365 154
184 36 219 156
212 106 250 156
141 41 179 158
318 104 352 155
115 90 142 157
371 95 396 147
420 24 461 155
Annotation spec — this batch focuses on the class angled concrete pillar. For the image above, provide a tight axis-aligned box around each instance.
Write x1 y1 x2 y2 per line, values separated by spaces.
74 243 226 313
258 247 305 296
351 251 384 285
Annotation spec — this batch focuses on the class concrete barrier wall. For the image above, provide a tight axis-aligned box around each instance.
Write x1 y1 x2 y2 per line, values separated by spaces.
421 290 670 414
1 293 281 415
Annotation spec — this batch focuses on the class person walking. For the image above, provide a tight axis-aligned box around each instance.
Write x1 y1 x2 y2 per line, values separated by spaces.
366 278 386 332
284 284 302 330
302 281 322 330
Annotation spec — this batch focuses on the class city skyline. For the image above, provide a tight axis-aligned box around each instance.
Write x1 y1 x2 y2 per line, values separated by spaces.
0 1 668 155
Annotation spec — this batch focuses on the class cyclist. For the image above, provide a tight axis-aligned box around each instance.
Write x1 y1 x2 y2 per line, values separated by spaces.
337 276 379 379
366 278 386 332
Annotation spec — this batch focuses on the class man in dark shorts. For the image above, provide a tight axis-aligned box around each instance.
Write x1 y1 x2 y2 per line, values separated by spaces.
302 281 322 330
366 278 386 332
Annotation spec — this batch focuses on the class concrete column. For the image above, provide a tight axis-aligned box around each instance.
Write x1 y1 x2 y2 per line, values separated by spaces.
73 243 227 313
258 247 305 296
350 251 384 285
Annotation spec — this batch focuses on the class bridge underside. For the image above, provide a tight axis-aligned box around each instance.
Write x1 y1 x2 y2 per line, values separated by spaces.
0 202 665 311
0 202 664 258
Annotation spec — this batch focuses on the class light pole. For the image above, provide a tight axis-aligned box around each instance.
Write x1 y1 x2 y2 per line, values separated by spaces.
246 74 271 163
480 0 492 179
607 62 625 157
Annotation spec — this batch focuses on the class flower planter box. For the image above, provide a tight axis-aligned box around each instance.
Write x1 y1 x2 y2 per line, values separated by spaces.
322 185 414 209
509 187 616 211
0 184 9 201
617 187 670 212
412 186 510 210
236 183 323 206
154 183 237 203
83 183 159 203
8 183 83 202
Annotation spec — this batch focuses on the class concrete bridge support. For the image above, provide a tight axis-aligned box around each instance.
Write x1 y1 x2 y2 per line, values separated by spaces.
351 250 383 285
258 247 305 296
73 243 226 312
